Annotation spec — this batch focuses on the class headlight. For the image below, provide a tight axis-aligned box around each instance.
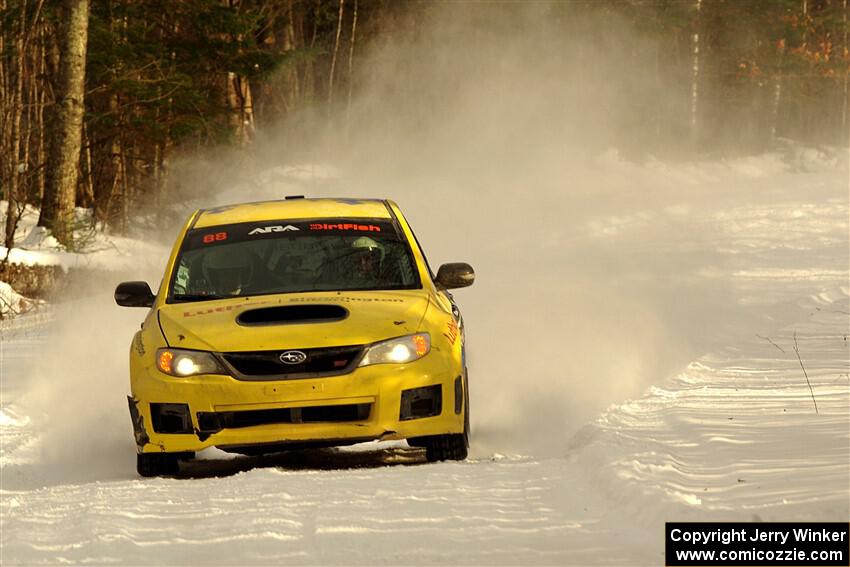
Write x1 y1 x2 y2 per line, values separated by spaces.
156 348 227 377
358 333 430 367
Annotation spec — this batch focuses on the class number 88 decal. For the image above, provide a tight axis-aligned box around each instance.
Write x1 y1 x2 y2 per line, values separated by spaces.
202 232 228 244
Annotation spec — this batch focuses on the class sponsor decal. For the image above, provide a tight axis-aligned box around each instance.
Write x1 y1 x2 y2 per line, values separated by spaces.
288 296 404 303
181 295 407 317
133 332 145 356
182 298 277 317
309 223 381 232
443 320 459 345
183 304 238 317
248 225 300 235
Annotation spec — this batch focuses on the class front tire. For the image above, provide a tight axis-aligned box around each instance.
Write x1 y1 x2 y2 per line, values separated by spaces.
410 370 470 462
422 371 470 462
423 433 468 462
462 368 470 449
136 452 192 477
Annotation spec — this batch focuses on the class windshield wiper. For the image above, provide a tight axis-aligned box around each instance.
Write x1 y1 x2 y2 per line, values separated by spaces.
172 293 236 303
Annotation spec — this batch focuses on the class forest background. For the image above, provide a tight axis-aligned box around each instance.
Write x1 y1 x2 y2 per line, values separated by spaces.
1 0 848 251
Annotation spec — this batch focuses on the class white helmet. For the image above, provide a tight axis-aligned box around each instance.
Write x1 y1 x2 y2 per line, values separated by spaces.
351 236 384 261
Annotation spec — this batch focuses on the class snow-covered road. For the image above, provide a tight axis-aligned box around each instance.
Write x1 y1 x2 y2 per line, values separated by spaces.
1 152 848 565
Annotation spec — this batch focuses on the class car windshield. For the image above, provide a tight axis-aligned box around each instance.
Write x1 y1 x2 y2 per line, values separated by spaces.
169 219 420 302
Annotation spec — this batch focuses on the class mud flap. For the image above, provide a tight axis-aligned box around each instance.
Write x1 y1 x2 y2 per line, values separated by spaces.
127 396 150 448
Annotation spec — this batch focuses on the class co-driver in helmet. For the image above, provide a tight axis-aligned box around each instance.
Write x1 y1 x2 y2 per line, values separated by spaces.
349 236 385 285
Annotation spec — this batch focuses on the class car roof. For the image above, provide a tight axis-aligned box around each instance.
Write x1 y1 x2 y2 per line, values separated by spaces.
193 198 392 229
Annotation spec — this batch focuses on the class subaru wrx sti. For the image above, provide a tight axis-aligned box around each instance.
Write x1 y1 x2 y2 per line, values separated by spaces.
115 197 474 477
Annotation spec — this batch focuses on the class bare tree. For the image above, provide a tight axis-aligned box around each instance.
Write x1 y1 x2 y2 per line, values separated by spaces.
223 0 254 147
770 38 785 143
38 0 89 246
843 0 848 142
345 0 358 137
3 0 27 250
690 0 702 147
328 0 345 117
226 71 255 146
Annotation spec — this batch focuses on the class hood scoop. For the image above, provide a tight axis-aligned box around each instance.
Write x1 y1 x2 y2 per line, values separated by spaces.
236 304 349 326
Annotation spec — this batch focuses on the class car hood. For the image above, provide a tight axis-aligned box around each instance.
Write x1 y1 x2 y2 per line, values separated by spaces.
157 290 431 352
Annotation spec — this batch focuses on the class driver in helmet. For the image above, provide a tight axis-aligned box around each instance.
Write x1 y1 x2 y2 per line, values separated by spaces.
202 245 255 295
349 236 385 284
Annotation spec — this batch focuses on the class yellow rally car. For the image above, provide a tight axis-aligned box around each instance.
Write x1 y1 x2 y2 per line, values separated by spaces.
115 197 474 476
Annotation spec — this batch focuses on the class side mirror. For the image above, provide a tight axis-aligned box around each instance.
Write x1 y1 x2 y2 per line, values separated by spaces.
115 281 156 308
435 263 475 290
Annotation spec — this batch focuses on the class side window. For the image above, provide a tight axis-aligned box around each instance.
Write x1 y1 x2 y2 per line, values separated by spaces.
173 260 190 295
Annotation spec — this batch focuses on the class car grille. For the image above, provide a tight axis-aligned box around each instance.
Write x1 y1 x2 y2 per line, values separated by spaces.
197 403 372 432
221 345 363 378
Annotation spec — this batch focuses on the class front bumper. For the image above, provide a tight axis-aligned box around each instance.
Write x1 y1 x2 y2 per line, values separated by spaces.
129 356 464 454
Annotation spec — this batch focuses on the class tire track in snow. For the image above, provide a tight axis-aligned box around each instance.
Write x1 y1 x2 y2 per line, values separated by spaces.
592 286 849 519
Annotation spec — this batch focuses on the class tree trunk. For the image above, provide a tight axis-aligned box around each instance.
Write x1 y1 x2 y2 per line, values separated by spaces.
287 0 300 104
277 0 300 118
94 92 120 226
345 0 358 138
222 0 254 147
690 0 702 149
35 20 47 203
328 0 345 118
842 0 848 143
120 145 129 234
4 0 27 250
302 3 319 103
226 72 255 146
39 0 89 247
771 41 785 144
80 121 95 210
108 127 123 225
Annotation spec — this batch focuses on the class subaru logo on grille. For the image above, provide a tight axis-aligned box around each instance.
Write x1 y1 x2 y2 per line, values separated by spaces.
279 350 307 365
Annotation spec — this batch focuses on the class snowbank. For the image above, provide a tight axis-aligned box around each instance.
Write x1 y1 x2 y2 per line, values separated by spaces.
0 201 169 274
0 281 35 317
